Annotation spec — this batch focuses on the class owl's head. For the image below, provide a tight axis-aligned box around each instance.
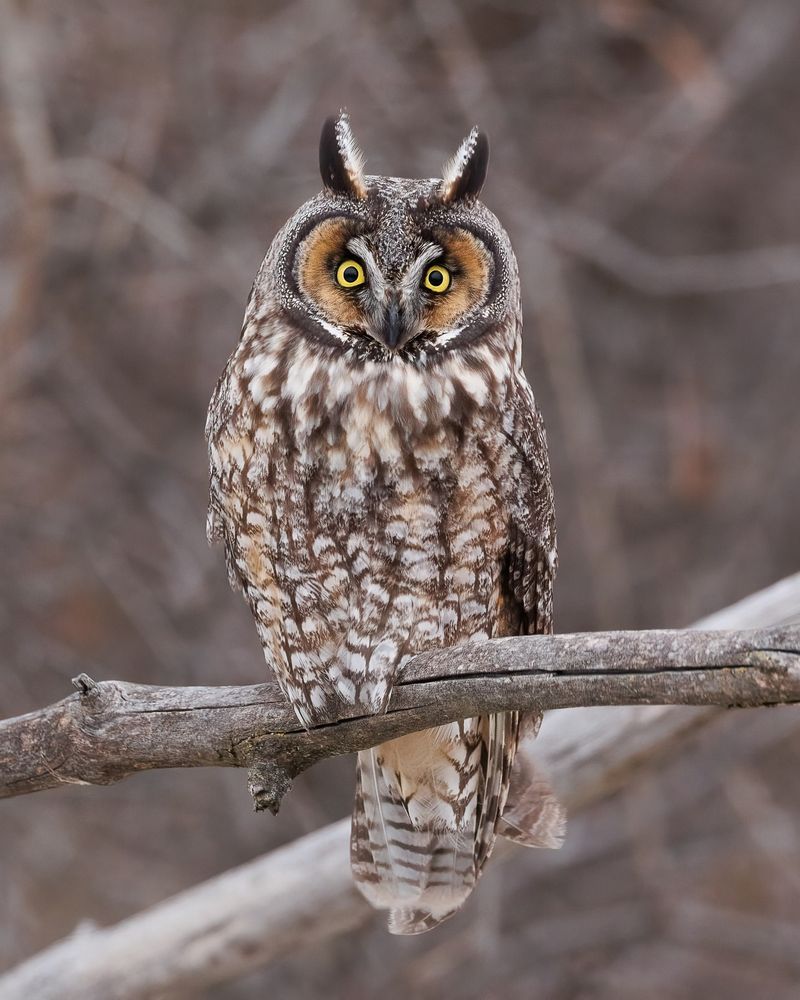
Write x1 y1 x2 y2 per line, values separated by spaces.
256 113 519 364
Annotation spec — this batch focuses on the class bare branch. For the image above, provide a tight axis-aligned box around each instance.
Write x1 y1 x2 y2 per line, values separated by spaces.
1 626 799 812
1 575 799 999
0 821 364 1000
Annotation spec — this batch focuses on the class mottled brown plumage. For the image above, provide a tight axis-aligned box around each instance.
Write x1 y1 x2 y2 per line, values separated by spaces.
207 114 563 934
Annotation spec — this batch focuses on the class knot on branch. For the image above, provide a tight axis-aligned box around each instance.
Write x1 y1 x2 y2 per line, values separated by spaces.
71 673 98 695
69 676 127 737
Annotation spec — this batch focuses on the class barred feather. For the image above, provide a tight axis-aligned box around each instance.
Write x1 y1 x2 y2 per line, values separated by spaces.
352 713 516 934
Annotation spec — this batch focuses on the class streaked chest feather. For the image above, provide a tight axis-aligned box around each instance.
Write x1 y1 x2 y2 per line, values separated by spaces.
208 331 524 718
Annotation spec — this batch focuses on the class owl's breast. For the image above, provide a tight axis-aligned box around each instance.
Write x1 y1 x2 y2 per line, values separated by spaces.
213 342 524 722
276 421 514 713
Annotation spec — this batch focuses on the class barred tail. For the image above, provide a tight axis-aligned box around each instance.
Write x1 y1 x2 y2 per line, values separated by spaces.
350 711 518 935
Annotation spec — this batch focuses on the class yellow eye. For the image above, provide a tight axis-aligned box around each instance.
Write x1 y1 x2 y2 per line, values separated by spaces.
336 259 366 288
423 264 451 293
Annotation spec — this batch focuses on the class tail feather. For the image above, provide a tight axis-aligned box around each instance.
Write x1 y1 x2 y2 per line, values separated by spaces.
474 711 516 873
388 905 461 935
351 745 476 930
351 712 518 935
351 709 566 933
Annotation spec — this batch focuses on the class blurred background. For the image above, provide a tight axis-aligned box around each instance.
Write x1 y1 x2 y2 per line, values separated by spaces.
2 0 800 996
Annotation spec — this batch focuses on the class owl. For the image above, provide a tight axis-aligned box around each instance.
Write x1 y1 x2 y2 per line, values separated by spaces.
207 113 563 934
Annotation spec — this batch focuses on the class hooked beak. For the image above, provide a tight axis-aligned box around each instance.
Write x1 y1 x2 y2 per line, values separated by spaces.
377 295 407 351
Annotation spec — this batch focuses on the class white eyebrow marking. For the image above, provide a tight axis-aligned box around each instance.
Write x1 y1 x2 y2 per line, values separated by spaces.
401 243 443 295
346 236 386 297
346 235 373 262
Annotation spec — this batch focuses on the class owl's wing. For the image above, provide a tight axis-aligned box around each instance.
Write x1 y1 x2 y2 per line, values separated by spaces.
205 360 252 593
503 373 557 637
495 373 564 847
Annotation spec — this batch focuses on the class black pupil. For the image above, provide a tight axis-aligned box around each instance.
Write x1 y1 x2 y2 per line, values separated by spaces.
343 265 359 283
428 269 444 286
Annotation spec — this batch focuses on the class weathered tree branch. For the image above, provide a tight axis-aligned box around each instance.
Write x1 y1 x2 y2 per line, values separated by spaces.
2 626 799 813
1 574 798 1000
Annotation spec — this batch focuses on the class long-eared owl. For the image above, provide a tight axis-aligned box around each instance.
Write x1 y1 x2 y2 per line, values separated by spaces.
207 114 563 934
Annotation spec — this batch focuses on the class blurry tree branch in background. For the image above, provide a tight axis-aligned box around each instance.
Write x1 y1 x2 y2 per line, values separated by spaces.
0 0 246 407
50 157 248 296
0 0 55 397
547 208 800 296
574 1 800 222
0 574 797 1000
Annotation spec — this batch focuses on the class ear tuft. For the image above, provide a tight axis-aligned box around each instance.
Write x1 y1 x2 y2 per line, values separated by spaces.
440 128 489 204
319 112 367 199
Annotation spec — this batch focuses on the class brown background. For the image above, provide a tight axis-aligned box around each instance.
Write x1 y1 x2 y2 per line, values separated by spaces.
2 1 800 997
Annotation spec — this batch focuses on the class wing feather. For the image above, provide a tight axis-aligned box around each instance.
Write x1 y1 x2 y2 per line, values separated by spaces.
496 374 564 847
